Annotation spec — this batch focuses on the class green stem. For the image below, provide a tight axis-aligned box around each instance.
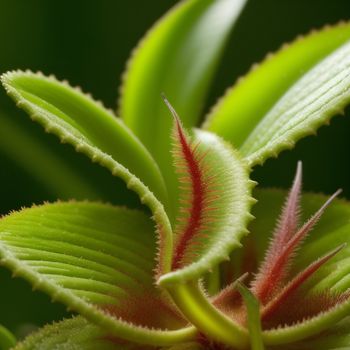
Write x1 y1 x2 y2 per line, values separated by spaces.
237 282 264 350
168 281 249 349
206 265 221 296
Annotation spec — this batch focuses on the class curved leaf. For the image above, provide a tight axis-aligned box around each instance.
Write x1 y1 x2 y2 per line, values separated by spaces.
119 0 247 216
159 128 255 286
203 22 350 163
0 202 194 346
247 189 350 346
240 40 350 166
1 71 174 276
14 317 122 350
0 70 168 206
279 317 350 350
0 112 99 200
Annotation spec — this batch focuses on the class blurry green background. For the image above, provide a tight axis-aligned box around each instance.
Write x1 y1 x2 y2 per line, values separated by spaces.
0 0 349 337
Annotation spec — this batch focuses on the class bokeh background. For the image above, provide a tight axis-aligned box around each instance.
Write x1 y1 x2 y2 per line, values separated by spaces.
0 0 349 337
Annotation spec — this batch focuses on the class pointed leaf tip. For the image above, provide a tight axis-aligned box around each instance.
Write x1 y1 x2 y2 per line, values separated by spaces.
250 189 350 345
262 243 346 324
253 173 341 304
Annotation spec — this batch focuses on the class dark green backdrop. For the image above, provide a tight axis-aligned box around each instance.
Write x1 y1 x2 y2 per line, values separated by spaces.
0 0 349 336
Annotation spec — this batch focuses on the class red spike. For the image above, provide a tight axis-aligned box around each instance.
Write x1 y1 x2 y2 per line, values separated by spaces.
275 161 303 246
251 163 302 299
252 189 341 304
261 244 345 322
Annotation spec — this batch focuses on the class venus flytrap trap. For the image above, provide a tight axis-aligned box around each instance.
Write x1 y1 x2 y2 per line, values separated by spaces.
1 0 350 349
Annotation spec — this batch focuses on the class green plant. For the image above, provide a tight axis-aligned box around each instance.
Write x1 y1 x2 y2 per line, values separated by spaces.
1 0 350 349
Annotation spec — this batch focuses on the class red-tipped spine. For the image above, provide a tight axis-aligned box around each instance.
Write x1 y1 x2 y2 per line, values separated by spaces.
261 244 345 321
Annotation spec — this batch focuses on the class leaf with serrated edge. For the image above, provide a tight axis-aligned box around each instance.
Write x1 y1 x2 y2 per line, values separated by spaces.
14 317 126 350
240 39 350 166
120 0 246 219
0 202 195 346
203 22 350 161
159 129 255 286
0 70 168 207
0 71 174 276
245 189 350 346
278 317 350 350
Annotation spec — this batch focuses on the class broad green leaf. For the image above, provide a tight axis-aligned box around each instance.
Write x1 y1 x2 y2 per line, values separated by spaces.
0 324 15 350
203 22 350 164
0 71 168 206
246 189 350 346
14 317 122 350
0 112 99 200
241 40 350 166
159 129 255 286
1 71 174 275
0 202 195 346
120 0 247 216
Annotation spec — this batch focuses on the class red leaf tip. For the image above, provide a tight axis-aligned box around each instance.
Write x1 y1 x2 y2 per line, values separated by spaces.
252 164 342 304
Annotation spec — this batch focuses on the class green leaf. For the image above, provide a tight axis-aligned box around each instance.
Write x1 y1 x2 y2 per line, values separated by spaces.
0 71 168 206
0 324 16 350
203 22 350 164
247 189 350 346
13 317 123 350
1 71 174 276
0 111 99 200
0 202 195 346
159 129 255 285
279 317 350 350
119 0 247 216
236 282 264 350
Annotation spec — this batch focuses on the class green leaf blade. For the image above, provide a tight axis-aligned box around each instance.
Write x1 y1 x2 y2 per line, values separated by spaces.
236 282 264 350
120 0 246 215
241 40 350 166
0 202 194 346
1 71 168 206
13 317 131 350
203 22 350 155
1 71 176 275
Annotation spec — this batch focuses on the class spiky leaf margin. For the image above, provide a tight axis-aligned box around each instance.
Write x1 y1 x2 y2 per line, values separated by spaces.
203 22 350 165
119 0 247 220
0 71 174 276
246 189 350 346
159 127 255 286
0 202 195 346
